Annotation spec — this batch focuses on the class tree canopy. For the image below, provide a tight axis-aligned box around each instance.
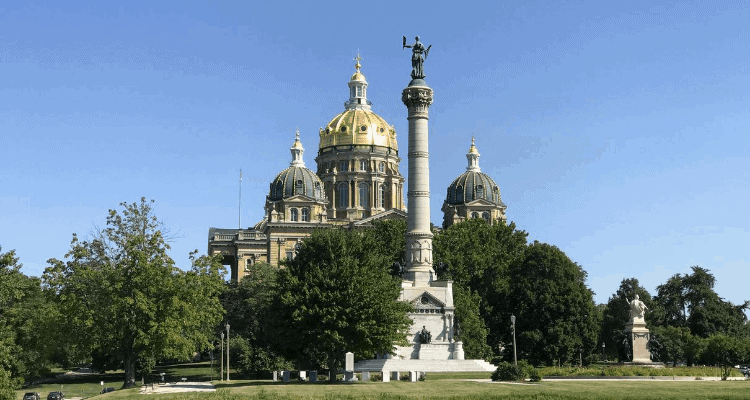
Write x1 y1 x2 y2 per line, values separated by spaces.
268 228 412 374
433 218 528 355
504 241 599 365
43 198 225 388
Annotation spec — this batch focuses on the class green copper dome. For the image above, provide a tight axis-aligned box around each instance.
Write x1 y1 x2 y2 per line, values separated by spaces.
268 130 326 201
445 138 505 206
268 166 324 201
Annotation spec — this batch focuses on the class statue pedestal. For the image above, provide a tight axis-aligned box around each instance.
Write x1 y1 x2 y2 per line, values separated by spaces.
624 319 651 363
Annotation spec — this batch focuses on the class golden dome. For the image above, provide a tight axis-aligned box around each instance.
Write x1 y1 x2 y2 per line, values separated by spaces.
319 109 398 151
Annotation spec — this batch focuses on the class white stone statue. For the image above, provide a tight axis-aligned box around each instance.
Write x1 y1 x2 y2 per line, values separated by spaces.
626 294 648 321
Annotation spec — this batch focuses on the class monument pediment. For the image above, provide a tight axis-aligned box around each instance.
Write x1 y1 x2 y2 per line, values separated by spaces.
409 291 445 309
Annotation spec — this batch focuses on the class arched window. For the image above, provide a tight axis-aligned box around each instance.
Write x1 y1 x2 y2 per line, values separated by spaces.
301 208 309 222
379 162 385 173
476 185 484 199
359 183 369 208
379 184 386 209
471 211 479 219
360 160 367 171
339 160 349 172
290 208 298 222
482 211 491 223
245 256 254 269
338 184 349 208
314 182 322 199
295 179 304 195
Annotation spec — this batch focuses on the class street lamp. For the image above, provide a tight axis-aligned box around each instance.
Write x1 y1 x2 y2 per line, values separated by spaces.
220 332 224 381
226 323 230 382
601 342 606 363
510 314 517 366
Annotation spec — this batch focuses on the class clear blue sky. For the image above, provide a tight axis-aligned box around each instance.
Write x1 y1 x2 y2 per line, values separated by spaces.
2 1 748 310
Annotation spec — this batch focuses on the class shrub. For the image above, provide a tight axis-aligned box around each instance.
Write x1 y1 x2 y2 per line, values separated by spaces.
528 368 543 382
492 362 526 381
370 373 382 382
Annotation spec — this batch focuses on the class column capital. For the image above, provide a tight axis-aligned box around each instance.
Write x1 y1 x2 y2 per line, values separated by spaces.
402 86 433 119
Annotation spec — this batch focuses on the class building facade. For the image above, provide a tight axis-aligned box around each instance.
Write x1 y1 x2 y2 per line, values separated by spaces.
208 60 507 282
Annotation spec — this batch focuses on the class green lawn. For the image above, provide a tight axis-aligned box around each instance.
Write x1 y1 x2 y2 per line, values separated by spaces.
16 363 749 400
93 380 750 400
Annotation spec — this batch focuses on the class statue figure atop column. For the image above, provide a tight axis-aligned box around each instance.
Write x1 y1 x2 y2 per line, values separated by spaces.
403 36 432 80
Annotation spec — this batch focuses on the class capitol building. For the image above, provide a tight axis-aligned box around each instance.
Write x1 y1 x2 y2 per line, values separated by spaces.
208 58 507 281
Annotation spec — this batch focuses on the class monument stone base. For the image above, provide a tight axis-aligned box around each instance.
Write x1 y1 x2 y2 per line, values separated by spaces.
624 319 652 364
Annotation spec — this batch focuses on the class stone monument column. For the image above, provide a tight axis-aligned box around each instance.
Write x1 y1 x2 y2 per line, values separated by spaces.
402 82 434 286
624 295 652 363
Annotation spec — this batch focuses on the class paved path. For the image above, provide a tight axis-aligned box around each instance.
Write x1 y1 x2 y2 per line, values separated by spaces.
139 382 216 394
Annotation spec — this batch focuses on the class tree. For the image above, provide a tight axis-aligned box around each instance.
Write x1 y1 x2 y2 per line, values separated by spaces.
43 198 225 388
222 261 291 374
453 286 492 360
0 247 58 386
651 325 692 366
654 266 748 338
268 228 412 376
504 241 599 366
363 219 407 277
599 278 657 361
0 367 14 400
701 334 746 380
433 218 528 354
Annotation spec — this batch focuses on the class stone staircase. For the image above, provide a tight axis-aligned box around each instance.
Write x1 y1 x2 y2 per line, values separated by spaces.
353 358 496 372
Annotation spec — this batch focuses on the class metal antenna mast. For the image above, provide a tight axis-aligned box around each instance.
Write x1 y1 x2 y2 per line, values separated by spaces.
239 168 243 229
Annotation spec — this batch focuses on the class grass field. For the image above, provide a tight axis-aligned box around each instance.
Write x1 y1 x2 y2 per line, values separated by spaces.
16 363 749 400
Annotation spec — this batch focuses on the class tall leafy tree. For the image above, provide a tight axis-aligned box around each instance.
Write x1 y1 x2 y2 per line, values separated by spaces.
654 266 748 338
433 218 528 354
0 247 58 386
44 198 225 388
268 228 412 375
504 241 599 366
222 261 290 373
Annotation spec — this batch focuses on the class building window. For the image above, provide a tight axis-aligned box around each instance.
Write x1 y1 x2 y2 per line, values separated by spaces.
379 184 385 209
356 86 362 97
286 251 294 261
360 160 367 171
359 183 369 208
295 179 304 195
471 212 479 219
290 208 299 221
339 160 348 172
245 257 254 269
301 208 309 222
482 211 490 223
314 182 322 198
456 185 464 203
338 183 349 208
378 162 385 173
476 185 483 199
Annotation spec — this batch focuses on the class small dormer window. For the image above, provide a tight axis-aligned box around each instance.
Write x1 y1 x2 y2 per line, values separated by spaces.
482 211 491 223
471 212 479 219
290 208 299 222
301 208 309 222
379 162 385 173
340 160 348 172
360 160 367 171
476 185 484 198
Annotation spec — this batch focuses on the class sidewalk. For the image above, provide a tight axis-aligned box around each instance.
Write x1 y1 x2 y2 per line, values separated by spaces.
139 382 216 394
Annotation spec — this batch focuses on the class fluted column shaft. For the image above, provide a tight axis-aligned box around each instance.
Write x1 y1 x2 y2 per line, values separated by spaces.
402 84 434 282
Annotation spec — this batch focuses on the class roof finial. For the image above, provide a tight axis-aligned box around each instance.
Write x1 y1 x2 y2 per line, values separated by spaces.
290 128 305 167
354 53 362 72
466 137 480 172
